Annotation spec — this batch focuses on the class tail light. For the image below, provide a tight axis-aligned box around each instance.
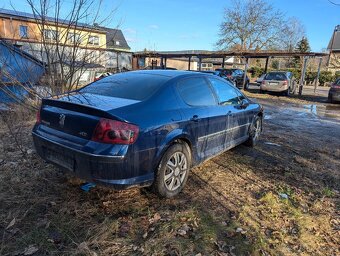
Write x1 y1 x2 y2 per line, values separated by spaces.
261 80 265 85
331 83 340 89
227 74 232 78
92 118 139 145
282 80 288 85
36 108 41 124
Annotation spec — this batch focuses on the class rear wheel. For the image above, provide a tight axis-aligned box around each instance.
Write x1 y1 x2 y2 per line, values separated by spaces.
152 143 191 198
284 88 290 96
328 94 333 103
244 81 250 90
245 115 262 147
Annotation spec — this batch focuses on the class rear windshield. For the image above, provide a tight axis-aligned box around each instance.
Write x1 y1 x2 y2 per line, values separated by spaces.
79 73 169 100
335 78 340 85
265 72 287 81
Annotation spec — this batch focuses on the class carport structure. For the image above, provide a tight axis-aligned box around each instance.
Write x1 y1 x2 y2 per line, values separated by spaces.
133 50 328 95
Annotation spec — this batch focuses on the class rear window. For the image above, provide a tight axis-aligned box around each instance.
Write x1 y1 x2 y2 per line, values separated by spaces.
79 73 169 100
265 72 287 81
177 77 216 106
335 78 340 85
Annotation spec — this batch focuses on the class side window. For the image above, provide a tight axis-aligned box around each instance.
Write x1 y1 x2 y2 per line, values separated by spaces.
208 78 241 105
177 77 217 106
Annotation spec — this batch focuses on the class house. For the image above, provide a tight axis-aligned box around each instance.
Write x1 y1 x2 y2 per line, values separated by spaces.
95 26 132 71
0 8 132 81
327 25 340 73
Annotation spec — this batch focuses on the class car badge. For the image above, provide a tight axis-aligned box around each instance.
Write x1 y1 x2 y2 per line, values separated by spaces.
59 114 66 127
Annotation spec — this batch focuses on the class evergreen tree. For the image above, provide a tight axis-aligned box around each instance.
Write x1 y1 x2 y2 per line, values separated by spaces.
294 37 311 68
295 37 311 52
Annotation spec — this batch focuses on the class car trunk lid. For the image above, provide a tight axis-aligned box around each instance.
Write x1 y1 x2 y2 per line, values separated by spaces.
39 92 140 140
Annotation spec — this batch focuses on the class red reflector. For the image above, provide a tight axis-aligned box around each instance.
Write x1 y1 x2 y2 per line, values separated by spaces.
36 108 41 124
92 118 139 145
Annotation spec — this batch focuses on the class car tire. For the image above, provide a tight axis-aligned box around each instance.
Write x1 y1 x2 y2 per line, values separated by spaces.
245 115 262 147
152 143 191 198
284 88 290 96
328 95 333 103
244 81 250 90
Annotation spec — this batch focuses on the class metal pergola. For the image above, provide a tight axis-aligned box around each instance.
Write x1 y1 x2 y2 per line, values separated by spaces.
133 50 328 95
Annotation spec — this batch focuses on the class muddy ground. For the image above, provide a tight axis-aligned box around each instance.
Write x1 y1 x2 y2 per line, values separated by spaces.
0 90 339 256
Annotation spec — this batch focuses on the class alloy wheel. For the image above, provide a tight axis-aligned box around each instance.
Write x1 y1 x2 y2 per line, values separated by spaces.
164 152 188 191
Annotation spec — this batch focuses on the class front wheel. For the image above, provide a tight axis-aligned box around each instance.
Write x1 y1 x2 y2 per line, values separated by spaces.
245 116 262 147
152 143 191 198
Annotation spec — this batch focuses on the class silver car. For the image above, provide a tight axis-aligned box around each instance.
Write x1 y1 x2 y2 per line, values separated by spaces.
260 71 296 96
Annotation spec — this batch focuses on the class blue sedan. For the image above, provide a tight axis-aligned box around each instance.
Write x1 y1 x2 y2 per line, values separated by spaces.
32 70 263 198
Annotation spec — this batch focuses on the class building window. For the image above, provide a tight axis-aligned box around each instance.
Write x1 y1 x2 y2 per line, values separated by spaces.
115 40 120 46
44 29 58 41
88 35 99 45
19 25 28 38
68 32 81 44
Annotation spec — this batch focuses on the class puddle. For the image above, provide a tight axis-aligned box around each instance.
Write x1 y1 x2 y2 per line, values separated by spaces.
264 114 272 120
303 104 340 119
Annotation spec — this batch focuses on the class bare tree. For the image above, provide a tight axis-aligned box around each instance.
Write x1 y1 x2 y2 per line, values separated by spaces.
216 0 284 51
0 0 118 108
279 17 305 52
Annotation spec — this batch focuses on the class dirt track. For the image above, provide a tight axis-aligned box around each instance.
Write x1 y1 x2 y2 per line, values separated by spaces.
0 92 339 255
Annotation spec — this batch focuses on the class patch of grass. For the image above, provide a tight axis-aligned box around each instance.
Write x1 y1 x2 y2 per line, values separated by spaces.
321 187 334 197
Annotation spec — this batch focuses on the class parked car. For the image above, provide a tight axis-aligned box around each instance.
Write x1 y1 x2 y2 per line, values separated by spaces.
260 71 296 96
215 68 250 89
256 73 266 86
328 77 340 103
196 70 236 86
32 70 263 198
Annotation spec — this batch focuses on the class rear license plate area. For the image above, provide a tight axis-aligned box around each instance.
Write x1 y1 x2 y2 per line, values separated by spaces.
44 148 74 171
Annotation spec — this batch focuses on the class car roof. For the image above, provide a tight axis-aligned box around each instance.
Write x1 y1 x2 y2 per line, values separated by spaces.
125 70 213 78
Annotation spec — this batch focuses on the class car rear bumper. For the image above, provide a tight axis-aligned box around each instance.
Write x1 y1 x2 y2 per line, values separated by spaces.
260 84 289 92
329 89 340 101
32 131 154 189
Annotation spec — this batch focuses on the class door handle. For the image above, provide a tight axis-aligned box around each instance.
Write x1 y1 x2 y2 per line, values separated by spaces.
190 115 200 122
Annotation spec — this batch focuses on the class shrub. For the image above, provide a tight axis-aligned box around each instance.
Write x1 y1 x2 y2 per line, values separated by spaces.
249 66 265 78
318 71 334 86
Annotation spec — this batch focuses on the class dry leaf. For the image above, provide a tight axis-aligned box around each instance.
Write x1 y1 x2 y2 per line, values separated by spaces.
23 245 38 255
6 218 16 229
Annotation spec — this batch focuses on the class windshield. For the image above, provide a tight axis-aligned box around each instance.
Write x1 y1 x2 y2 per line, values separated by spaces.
265 72 287 81
79 73 169 100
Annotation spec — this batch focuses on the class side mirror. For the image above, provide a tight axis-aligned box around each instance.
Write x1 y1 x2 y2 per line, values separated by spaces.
239 99 249 109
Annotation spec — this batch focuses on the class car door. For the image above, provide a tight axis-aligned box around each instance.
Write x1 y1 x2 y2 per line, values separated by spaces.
207 77 252 148
176 77 228 160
